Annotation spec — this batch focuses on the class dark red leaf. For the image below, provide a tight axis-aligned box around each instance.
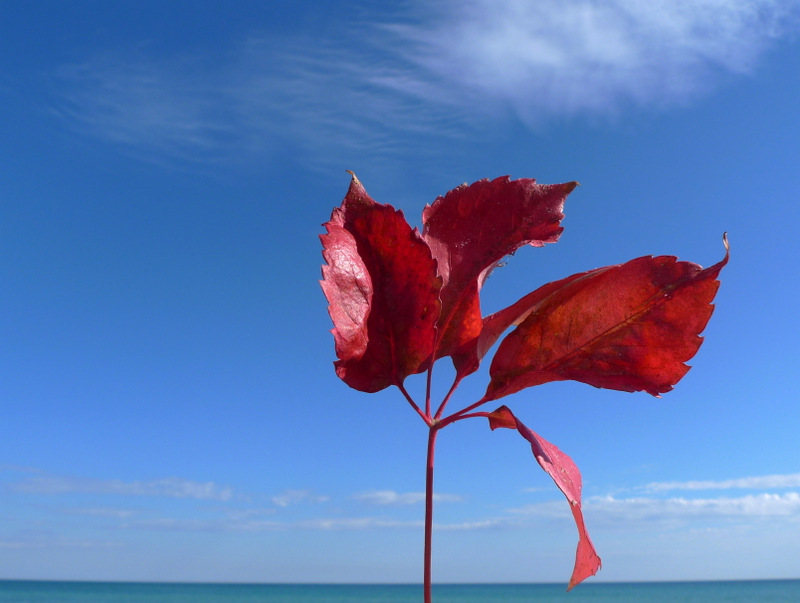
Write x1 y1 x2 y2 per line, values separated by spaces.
488 405 601 590
422 177 577 377
320 174 442 392
486 236 729 400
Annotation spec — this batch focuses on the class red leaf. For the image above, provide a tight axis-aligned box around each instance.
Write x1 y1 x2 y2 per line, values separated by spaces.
488 405 601 590
321 174 442 392
477 269 595 365
422 177 577 377
486 236 729 400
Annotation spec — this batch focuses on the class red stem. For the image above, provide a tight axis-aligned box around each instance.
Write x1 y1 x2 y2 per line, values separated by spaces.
423 425 438 603
398 383 432 426
433 375 463 421
421 398 498 602
438 395 491 429
425 365 434 418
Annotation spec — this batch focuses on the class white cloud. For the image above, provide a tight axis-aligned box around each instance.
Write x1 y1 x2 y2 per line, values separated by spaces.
589 492 800 520
508 492 800 525
68 507 137 519
133 517 223 532
645 473 800 492
129 515 492 533
508 473 800 530
134 516 420 532
388 0 800 122
505 500 574 519
0 538 120 549
296 516 504 531
353 490 462 505
260 490 800 532
52 1 800 165
436 518 511 531
271 489 329 507
298 517 423 530
10 474 233 501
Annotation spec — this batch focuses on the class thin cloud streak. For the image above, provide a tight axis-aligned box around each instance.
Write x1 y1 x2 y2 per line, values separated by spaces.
54 51 249 164
10 474 234 501
353 490 463 505
592 492 800 519
0 538 121 550
509 493 800 524
128 515 507 533
271 489 330 507
124 492 800 533
645 473 800 492
51 1 800 166
52 32 471 169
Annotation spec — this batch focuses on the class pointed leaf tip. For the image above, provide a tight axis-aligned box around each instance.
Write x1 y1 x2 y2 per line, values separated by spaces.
321 176 442 392
486 240 729 400
422 176 579 378
342 171 373 207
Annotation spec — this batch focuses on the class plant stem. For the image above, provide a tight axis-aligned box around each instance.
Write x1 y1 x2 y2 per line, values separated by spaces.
439 395 490 427
398 383 432 426
424 425 438 603
433 376 463 421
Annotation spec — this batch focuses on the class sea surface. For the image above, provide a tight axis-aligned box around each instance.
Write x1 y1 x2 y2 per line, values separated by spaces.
0 580 798 603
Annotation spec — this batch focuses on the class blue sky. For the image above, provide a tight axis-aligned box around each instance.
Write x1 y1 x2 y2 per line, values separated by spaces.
1 0 799 585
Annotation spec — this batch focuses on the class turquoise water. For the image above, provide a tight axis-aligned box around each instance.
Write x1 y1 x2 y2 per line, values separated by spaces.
1 580 799 602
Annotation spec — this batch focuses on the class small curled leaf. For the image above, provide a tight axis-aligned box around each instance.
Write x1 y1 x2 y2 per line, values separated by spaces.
488 405 601 590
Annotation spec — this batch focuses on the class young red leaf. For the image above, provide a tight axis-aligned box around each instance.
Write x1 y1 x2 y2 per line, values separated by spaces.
487 405 601 590
486 237 729 400
320 174 442 392
422 177 578 377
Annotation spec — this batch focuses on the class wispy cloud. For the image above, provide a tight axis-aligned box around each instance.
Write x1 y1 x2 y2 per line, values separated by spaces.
132 517 244 532
353 490 462 505
133 490 800 534
297 517 423 531
271 489 329 507
51 1 800 166
9 469 799 541
10 474 234 501
52 32 464 169
589 492 800 520
297 516 503 531
436 518 511 531
508 492 800 525
54 51 246 163
644 473 800 492
0 537 121 550
67 507 138 519
127 516 475 532
386 0 800 123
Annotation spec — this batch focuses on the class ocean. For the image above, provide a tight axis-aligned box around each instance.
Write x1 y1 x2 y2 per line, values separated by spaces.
0 580 798 603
